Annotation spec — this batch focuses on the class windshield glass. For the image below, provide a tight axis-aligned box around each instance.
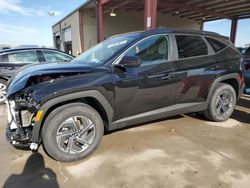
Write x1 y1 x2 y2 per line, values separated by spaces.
72 32 140 65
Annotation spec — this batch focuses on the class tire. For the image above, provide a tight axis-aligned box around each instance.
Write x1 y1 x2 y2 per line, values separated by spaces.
0 79 7 104
204 83 236 122
42 103 104 162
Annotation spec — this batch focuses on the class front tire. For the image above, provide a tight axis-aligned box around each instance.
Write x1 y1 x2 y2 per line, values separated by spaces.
42 103 104 162
204 83 236 122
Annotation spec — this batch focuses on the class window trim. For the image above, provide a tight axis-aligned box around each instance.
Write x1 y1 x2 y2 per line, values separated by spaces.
174 34 211 60
113 34 173 65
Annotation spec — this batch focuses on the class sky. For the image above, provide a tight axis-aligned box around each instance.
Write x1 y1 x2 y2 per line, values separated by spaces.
0 0 85 47
204 18 250 47
0 0 249 48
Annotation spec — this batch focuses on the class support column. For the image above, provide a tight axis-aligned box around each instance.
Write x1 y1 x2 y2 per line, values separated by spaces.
144 0 158 30
97 0 104 42
200 20 204 30
79 10 84 54
230 18 238 44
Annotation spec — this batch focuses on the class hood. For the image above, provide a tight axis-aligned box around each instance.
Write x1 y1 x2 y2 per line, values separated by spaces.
6 62 97 97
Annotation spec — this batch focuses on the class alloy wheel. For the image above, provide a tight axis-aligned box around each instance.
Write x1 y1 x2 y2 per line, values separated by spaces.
215 90 233 117
56 116 96 154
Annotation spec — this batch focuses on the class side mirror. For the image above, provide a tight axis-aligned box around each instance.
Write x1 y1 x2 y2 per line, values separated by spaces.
120 56 142 67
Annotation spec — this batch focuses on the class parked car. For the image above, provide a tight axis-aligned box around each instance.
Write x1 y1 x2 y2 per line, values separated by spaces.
243 46 250 94
0 47 74 103
5 28 244 161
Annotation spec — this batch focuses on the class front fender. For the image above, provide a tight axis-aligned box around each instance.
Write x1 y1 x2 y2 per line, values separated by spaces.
31 90 113 144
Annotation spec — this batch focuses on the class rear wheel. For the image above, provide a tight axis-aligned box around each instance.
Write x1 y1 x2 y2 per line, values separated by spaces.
42 103 104 162
204 83 236 122
0 79 7 104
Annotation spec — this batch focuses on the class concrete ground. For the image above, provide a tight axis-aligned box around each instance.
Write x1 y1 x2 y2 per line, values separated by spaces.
0 96 250 188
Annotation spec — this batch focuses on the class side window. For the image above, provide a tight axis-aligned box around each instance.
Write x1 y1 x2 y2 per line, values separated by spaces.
206 37 227 53
8 51 38 63
126 35 169 64
43 50 72 62
176 35 208 59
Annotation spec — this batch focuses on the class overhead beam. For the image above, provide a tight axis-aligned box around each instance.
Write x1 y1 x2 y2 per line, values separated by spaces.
101 0 111 5
157 2 231 19
103 0 135 14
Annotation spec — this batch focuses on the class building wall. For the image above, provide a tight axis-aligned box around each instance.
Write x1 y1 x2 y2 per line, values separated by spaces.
54 9 201 55
82 9 97 51
52 11 81 56
157 12 201 29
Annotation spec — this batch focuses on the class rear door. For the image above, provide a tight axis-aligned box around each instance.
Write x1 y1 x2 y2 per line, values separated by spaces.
174 35 216 104
113 34 178 121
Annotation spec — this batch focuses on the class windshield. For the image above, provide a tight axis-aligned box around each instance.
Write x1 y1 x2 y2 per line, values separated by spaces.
72 32 140 65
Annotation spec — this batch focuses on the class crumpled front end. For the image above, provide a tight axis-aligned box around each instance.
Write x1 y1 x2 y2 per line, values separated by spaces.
6 94 38 149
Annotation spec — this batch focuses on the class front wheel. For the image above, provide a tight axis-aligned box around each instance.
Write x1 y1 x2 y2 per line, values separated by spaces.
204 83 236 122
42 103 104 162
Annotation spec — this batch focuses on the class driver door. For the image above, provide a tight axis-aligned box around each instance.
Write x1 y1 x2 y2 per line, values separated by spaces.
112 34 178 121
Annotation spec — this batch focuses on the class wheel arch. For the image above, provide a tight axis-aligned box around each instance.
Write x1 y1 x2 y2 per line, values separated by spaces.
207 73 242 104
31 90 113 144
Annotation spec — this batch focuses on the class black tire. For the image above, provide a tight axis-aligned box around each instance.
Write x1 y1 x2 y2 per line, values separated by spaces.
0 79 7 104
42 103 104 162
204 83 236 122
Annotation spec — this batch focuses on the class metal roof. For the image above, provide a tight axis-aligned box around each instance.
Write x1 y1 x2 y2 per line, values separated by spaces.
102 0 250 21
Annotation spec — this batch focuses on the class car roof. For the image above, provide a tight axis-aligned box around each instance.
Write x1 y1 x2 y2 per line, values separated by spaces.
141 28 228 39
0 47 73 56
112 28 228 41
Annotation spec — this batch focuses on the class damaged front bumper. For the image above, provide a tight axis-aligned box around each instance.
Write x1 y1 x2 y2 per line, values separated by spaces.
5 99 38 150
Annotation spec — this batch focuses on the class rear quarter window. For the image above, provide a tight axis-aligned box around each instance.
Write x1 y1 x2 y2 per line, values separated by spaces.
206 37 227 53
175 35 208 59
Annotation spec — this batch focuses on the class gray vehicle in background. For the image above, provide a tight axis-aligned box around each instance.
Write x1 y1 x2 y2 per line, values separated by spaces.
0 47 74 103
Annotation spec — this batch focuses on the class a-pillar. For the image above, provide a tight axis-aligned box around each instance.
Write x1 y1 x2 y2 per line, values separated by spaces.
144 0 158 30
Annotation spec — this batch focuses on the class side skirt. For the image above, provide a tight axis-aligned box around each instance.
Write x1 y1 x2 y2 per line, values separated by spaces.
110 102 207 131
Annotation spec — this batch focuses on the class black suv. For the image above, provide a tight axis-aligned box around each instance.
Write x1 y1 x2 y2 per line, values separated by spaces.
5 29 244 161
0 47 74 103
